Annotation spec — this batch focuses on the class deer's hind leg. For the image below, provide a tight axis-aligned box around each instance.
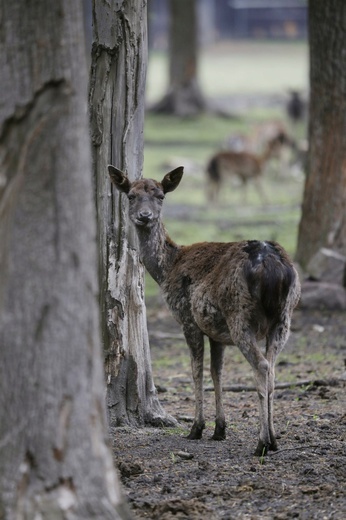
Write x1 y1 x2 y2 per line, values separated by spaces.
230 325 273 455
265 320 292 452
184 327 205 440
209 339 226 440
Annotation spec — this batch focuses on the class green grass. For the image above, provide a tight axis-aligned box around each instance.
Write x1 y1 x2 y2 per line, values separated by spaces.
153 350 189 371
144 113 250 145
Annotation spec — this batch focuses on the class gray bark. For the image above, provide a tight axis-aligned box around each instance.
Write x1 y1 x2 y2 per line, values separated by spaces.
0 1 130 518
89 0 176 429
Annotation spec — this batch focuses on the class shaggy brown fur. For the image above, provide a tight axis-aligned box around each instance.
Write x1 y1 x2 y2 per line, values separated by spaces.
108 165 301 456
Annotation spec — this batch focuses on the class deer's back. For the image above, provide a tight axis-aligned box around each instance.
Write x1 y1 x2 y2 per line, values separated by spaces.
208 151 262 182
162 240 300 344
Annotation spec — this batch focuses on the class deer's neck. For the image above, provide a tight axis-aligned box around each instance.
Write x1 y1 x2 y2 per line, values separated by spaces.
135 220 179 285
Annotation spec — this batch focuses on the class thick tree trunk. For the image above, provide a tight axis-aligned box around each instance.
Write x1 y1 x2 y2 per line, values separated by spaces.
151 0 205 115
89 0 176 429
0 2 130 518
296 0 346 268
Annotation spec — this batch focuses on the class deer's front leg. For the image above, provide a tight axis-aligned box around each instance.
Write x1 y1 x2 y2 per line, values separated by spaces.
252 357 272 456
184 327 205 440
210 339 226 440
233 329 272 455
267 361 278 451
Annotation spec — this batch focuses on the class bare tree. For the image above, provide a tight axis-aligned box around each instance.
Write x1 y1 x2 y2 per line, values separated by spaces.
89 0 176 429
0 1 131 518
151 0 206 115
296 0 346 268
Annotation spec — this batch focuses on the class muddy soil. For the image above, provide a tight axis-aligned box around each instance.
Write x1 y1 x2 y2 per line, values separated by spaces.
112 297 346 520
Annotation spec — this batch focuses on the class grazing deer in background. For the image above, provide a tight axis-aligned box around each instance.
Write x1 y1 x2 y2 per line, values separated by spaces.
206 131 291 203
224 121 289 154
108 165 301 456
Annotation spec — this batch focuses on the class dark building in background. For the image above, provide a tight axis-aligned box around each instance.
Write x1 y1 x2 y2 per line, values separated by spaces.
148 0 169 50
216 0 307 40
148 0 307 50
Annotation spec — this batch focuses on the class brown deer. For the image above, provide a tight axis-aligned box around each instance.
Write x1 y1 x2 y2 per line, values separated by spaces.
206 131 291 203
108 165 301 456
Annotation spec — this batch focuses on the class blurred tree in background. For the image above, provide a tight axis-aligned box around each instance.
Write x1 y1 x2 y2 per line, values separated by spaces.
151 0 206 115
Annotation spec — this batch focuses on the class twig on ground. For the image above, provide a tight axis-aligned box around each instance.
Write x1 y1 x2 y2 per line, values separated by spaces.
269 444 322 455
204 378 342 393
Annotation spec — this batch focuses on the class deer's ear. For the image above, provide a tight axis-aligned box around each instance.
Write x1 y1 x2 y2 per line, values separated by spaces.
161 166 184 193
108 165 131 193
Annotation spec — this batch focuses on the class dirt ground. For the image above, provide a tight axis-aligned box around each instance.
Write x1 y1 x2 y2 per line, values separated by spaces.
112 296 346 520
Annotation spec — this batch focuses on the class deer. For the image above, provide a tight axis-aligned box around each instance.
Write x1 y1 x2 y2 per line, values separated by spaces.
108 164 301 456
206 131 291 203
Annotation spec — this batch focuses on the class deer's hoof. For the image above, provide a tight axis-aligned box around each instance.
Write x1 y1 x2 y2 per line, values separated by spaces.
254 438 278 457
211 424 226 441
269 438 278 452
254 440 269 457
186 423 204 440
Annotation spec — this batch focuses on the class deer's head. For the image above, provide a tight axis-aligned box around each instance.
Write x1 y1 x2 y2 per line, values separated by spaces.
108 165 184 228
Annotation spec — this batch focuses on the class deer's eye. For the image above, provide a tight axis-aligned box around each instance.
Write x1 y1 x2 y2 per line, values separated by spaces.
156 193 165 201
128 194 135 201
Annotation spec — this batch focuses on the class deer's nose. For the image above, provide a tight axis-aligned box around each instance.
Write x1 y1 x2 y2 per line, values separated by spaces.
138 210 153 223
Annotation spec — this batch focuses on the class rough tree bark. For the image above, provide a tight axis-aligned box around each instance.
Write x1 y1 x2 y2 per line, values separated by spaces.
0 2 131 518
296 0 346 268
89 0 175 429
151 0 206 115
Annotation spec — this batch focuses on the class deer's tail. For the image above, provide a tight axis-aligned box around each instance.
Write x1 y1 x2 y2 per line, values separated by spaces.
243 240 299 324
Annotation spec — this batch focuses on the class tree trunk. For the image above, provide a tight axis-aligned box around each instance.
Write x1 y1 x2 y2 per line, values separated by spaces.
0 2 131 518
89 0 176 429
296 0 346 268
151 0 206 115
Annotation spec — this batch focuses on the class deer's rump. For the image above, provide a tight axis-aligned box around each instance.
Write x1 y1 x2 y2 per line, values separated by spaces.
162 240 299 344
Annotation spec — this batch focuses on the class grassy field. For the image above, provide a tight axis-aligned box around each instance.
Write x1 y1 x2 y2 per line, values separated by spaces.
143 41 308 297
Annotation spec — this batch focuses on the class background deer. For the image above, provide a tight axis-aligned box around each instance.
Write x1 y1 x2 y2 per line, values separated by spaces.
206 131 291 203
108 165 301 456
